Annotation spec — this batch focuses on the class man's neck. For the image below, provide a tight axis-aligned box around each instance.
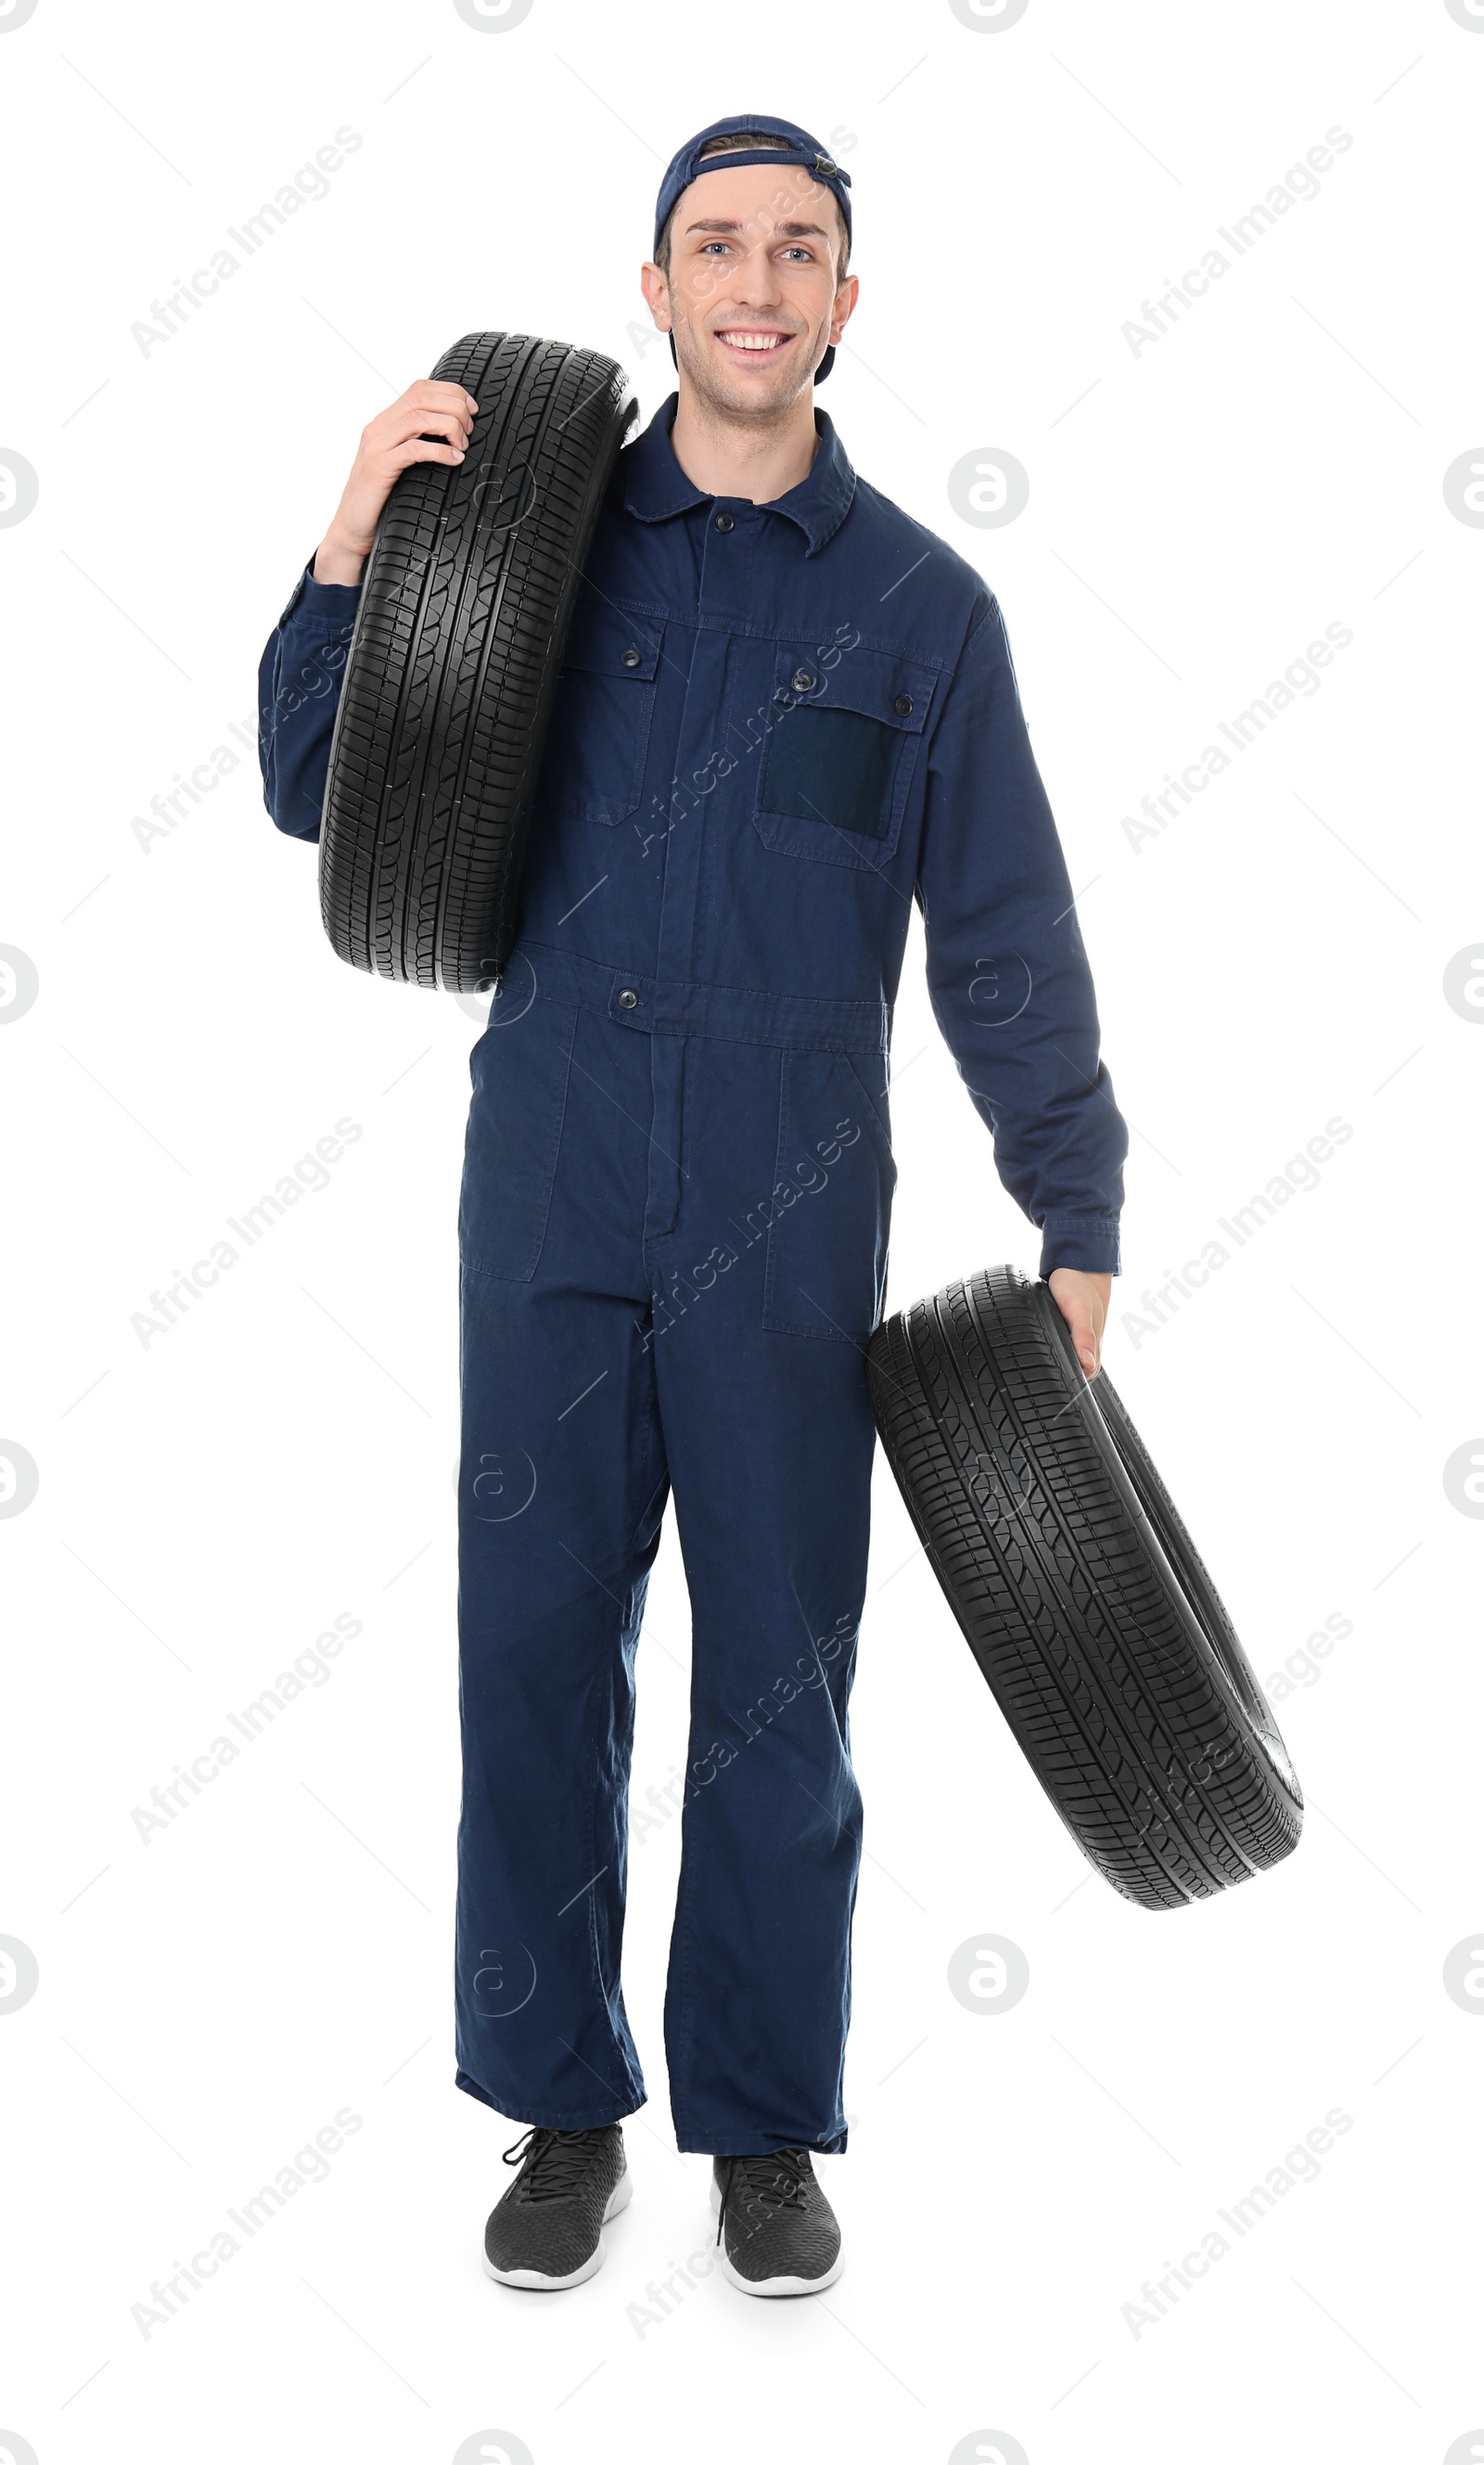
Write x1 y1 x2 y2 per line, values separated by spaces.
668 382 820 507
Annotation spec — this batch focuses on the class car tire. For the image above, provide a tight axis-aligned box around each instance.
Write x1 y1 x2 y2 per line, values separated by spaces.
867 1264 1303 1908
318 330 636 993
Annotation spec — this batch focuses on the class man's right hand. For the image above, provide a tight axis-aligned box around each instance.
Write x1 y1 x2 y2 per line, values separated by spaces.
312 379 480 586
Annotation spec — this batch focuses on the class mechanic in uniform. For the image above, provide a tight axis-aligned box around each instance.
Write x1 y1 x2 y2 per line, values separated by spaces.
259 113 1128 2298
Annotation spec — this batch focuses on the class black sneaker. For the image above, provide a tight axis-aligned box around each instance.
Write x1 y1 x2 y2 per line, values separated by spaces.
483 2125 631 2290
710 2148 843 2296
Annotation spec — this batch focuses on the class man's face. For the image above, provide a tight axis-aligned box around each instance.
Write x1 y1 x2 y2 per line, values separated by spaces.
643 161 857 416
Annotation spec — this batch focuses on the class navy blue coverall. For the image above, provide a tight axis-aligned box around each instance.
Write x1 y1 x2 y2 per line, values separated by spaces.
259 394 1128 2157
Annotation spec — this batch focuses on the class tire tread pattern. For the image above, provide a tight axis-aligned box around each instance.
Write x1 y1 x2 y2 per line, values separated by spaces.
318 332 635 991
867 1265 1302 1909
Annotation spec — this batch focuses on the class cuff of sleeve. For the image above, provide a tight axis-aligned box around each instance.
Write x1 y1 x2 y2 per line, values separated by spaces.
1037 1214 1121 1277
276 553 365 628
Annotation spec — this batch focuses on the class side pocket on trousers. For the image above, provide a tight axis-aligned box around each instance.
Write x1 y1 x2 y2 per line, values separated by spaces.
459 996 579 1281
762 1047 897 1341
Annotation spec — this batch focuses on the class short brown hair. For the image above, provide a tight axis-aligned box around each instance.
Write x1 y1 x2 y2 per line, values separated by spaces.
654 130 851 279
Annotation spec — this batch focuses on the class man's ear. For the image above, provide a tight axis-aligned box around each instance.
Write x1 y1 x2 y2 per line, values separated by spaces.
640 261 672 333
830 272 860 346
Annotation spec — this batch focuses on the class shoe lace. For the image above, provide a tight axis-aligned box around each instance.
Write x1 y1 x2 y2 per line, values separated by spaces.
501 2126 607 2202
716 2148 811 2243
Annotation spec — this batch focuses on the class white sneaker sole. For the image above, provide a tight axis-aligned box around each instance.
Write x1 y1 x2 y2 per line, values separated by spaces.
708 2176 844 2298
483 2165 633 2290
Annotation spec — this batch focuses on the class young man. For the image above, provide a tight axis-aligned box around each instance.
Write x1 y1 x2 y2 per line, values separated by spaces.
259 113 1127 2299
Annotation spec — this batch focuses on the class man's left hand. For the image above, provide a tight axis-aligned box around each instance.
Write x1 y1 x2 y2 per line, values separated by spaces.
1047 1268 1112 1380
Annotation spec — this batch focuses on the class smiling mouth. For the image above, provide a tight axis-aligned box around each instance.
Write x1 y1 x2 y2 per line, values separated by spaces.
713 328 796 357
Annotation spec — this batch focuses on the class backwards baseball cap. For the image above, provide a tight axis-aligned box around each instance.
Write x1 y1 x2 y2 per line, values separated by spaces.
652 112 853 384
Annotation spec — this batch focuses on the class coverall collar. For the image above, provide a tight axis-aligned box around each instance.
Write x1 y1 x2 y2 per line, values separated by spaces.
622 392 856 557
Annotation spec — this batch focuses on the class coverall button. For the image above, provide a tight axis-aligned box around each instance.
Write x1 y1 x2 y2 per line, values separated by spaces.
620 647 641 668
791 668 815 693
617 986 639 1008
893 693 914 715
713 510 735 533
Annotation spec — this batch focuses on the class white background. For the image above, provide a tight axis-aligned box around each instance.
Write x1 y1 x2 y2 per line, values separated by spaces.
2 2 1481 2460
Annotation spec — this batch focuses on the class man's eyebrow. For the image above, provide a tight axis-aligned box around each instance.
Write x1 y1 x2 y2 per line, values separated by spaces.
684 216 830 240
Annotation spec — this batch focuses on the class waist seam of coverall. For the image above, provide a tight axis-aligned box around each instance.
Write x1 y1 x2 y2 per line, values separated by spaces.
514 934 892 1057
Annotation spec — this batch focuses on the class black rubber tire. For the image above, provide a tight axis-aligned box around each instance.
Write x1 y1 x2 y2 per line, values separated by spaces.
867 1264 1302 1909
318 332 637 993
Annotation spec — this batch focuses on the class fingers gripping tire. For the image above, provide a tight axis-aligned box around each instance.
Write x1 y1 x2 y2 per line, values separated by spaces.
867 1265 1302 1910
318 332 637 993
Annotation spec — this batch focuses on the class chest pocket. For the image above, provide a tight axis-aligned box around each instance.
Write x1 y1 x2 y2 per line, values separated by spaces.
532 593 665 827
753 640 938 869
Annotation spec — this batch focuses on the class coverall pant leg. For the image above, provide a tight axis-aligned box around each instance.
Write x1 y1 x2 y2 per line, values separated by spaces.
454 970 891 2155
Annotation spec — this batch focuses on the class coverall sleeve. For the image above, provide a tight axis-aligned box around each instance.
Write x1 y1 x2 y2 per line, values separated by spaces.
256 556 363 841
915 594 1127 1278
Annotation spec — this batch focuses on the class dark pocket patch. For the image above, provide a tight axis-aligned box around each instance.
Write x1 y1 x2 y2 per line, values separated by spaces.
758 704 904 841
